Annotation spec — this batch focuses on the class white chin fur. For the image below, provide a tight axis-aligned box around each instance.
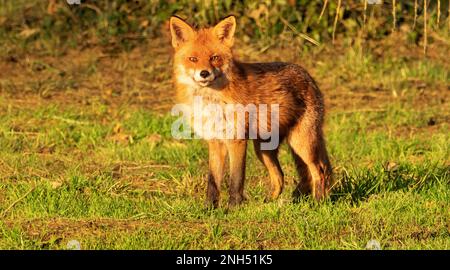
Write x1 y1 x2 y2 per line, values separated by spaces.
196 81 211 87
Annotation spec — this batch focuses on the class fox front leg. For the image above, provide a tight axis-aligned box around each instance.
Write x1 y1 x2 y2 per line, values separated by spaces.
206 140 227 208
226 140 247 207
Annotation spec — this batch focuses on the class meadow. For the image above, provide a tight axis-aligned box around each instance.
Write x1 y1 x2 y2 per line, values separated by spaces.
0 0 449 249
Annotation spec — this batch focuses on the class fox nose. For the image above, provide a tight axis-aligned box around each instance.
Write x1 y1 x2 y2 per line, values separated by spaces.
200 70 210 78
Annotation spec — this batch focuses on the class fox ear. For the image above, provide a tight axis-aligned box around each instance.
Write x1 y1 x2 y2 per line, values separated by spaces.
170 16 195 48
213 16 236 47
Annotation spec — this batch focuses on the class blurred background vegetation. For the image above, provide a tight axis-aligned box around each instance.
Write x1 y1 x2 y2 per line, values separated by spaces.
0 0 448 54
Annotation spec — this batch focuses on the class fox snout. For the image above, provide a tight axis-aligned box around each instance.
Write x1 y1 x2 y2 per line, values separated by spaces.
193 68 220 86
179 64 223 88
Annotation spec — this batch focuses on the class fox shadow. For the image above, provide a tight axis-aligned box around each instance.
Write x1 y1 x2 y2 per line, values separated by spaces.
292 164 448 205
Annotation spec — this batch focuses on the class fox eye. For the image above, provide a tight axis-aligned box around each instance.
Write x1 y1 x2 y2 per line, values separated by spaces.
210 55 221 61
188 57 198 62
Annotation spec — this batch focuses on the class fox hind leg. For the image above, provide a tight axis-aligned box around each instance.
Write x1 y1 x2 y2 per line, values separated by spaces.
287 120 332 201
290 149 312 200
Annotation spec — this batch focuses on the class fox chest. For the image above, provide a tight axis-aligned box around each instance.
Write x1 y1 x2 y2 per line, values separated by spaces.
184 93 229 139
179 86 278 140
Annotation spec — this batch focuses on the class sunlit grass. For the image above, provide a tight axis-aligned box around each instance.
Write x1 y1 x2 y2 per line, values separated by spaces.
0 90 448 249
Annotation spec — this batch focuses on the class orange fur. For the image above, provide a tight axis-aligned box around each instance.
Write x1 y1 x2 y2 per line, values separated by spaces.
170 15 332 207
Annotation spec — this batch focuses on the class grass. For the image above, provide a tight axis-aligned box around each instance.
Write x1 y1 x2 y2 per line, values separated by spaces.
0 7 449 248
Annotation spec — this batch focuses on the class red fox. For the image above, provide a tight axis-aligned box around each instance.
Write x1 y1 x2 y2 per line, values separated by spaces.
169 15 332 208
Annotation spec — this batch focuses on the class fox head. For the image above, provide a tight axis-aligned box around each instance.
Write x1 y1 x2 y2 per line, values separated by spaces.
170 15 236 88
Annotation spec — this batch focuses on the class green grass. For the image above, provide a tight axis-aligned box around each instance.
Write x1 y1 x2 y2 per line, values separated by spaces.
0 90 448 249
